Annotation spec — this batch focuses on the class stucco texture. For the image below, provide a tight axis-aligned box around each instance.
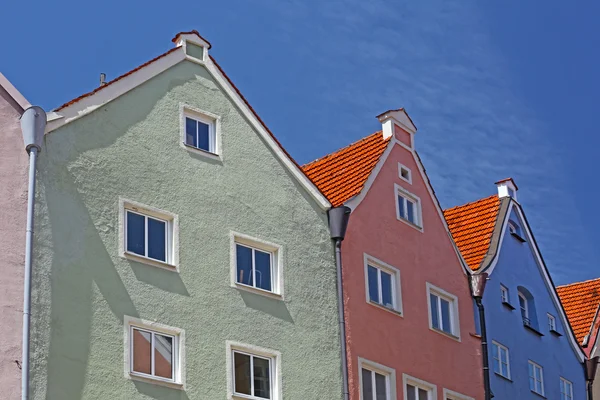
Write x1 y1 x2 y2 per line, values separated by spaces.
0 90 28 400
342 127 484 399
30 60 342 399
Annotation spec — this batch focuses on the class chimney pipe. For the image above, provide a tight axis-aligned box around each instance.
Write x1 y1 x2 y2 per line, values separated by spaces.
586 357 599 400
100 73 106 86
470 273 493 400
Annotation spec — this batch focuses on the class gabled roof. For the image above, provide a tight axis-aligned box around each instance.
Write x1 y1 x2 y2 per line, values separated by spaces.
443 195 501 271
557 278 600 345
0 72 31 113
302 131 391 207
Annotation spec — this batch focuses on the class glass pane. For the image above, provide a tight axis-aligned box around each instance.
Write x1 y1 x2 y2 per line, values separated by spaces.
398 196 405 219
501 362 509 377
380 271 393 308
126 212 145 256
528 363 535 390
197 121 210 151
132 328 152 375
185 117 197 147
430 294 439 329
147 217 166 262
375 373 387 400
362 369 373 400
154 334 173 379
236 245 253 286
492 346 500 374
368 266 379 304
253 356 271 399
406 385 416 400
254 250 272 292
418 388 428 400
407 200 415 223
234 352 251 395
441 298 451 333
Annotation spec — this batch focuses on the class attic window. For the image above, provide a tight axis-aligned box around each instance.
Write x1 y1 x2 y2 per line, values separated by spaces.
180 104 221 159
508 220 525 242
398 163 412 184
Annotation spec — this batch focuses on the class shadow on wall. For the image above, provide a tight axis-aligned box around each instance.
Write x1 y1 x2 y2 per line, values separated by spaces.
238 290 294 323
133 380 190 400
129 261 190 297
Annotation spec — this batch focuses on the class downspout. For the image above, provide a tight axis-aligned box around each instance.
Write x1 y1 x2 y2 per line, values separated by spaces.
585 356 599 400
328 206 351 400
20 106 47 400
470 273 492 400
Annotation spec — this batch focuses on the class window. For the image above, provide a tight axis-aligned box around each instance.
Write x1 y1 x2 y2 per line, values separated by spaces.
492 341 510 379
120 200 178 268
519 292 529 322
403 374 435 400
231 233 282 297
227 342 281 400
528 361 544 396
359 358 396 400
427 283 460 339
500 285 509 304
398 163 412 184
548 314 557 332
560 377 573 400
406 384 429 400
180 104 221 157
508 219 525 241
124 316 184 387
395 184 422 228
364 254 402 314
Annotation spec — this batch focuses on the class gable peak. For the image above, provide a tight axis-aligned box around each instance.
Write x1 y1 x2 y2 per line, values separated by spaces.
172 30 212 50
495 177 518 200
376 108 417 141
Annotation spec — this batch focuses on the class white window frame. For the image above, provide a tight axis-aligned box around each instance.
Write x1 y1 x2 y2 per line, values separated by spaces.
426 282 461 340
403 374 437 400
363 254 403 315
443 388 475 400
226 341 281 400
528 360 545 396
491 341 511 379
230 232 283 299
548 313 557 332
358 358 396 400
394 184 423 230
560 377 573 400
123 316 185 389
119 198 179 271
179 103 222 159
500 285 509 304
518 292 529 320
398 163 412 184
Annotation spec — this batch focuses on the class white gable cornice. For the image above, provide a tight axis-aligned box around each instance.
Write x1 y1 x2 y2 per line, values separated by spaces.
0 72 31 112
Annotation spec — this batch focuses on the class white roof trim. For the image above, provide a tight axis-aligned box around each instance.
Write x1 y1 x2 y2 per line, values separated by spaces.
0 72 31 111
44 45 330 210
377 109 417 135
483 201 586 362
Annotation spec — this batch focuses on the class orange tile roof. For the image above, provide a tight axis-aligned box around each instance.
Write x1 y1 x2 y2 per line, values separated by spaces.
443 195 501 271
302 132 391 206
557 278 600 344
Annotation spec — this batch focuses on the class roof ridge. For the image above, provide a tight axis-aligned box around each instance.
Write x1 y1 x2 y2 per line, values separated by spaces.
303 131 384 168
557 277 600 289
443 194 498 213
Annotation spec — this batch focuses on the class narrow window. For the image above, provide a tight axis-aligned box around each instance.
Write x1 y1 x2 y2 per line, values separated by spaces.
548 314 557 332
528 361 544 396
185 116 215 153
129 326 178 383
560 377 573 400
361 368 389 400
233 351 273 399
427 284 459 338
519 292 529 323
492 341 511 379
500 285 509 304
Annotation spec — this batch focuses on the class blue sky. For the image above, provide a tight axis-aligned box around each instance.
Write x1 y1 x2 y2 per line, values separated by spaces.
2 0 598 284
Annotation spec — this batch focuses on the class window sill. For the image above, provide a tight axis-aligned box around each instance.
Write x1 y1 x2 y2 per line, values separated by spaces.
510 232 526 242
430 327 461 342
182 142 221 160
368 300 403 317
233 283 283 301
396 216 423 232
550 329 563 337
231 393 270 400
502 301 516 310
128 372 184 390
122 252 178 272
523 323 544 337
494 372 513 382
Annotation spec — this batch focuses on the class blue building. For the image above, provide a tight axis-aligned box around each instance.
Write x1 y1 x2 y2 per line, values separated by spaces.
445 178 586 400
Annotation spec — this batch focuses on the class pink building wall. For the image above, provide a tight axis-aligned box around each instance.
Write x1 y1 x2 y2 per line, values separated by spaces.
0 78 29 400
343 125 484 399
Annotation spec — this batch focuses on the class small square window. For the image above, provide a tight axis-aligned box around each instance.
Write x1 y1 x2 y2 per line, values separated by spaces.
500 285 509 304
560 377 573 400
528 361 544 396
403 374 436 400
227 342 281 400
427 283 460 339
180 104 221 158
364 254 402 314
395 185 422 228
231 233 282 297
548 314 557 332
398 163 412 184
492 341 511 379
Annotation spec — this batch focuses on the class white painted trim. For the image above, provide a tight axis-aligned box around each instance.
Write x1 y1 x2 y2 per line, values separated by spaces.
398 163 412 184
483 201 586 362
402 373 437 400
226 340 282 400
230 231 284 299
394 183 423 231
358 357 397 400
547 313 557 331
528 360 545 396
363 253 403 316
443 388 475 400
560 377 574 400
500 284 509 304
175 33 210 52
123 315 185 389
491 340 511 380
179 103 222 160
0 72 31 111
118 198 179 271
426 282 461 341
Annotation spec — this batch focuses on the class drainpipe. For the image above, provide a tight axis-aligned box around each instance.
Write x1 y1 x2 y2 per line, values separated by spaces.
470 273 492 400
585 356 599 400
328 206 351 400
20 106 47 400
